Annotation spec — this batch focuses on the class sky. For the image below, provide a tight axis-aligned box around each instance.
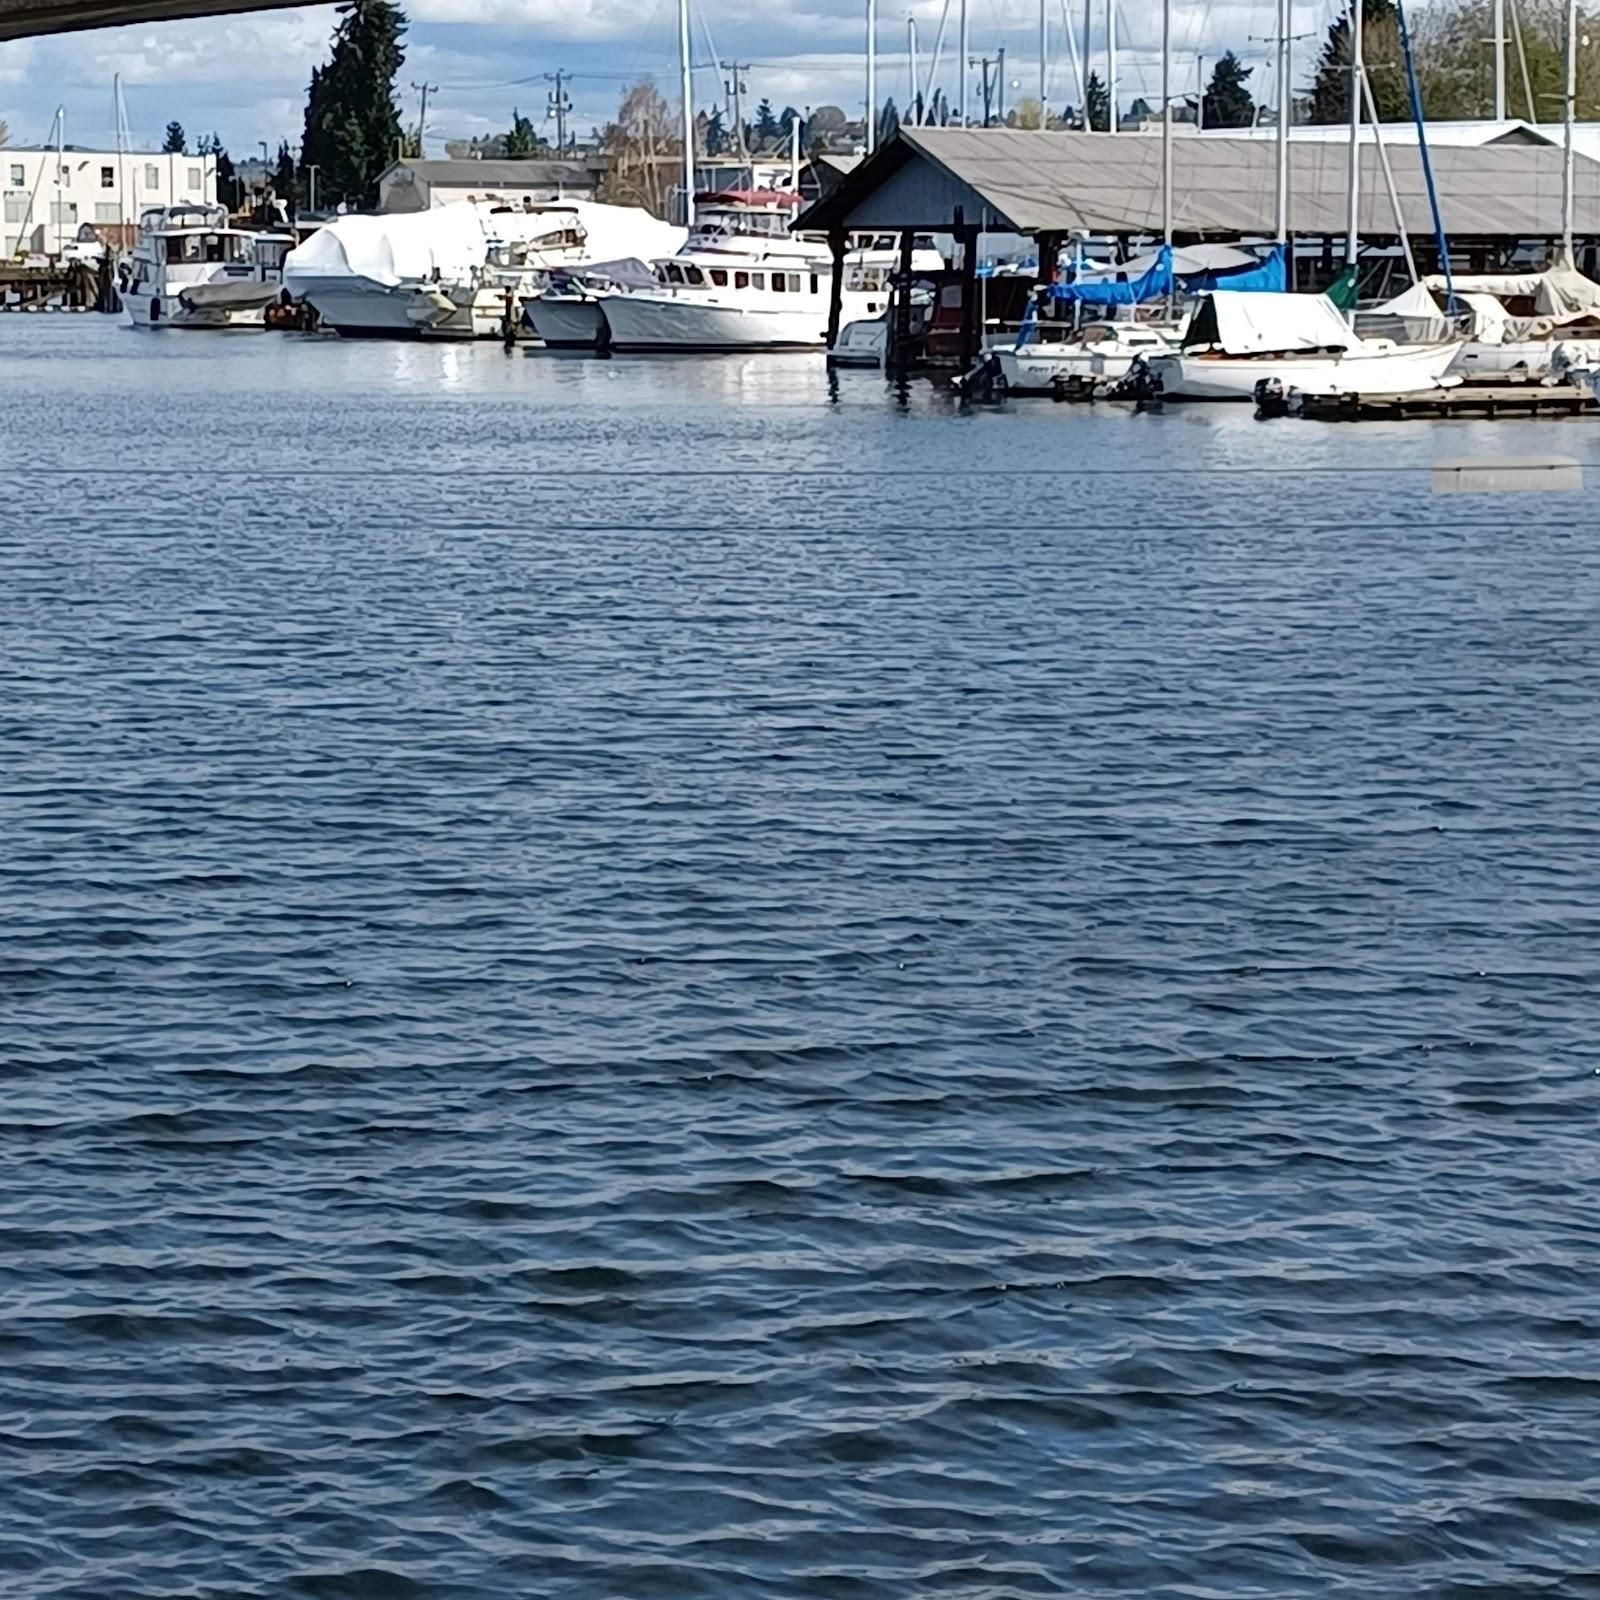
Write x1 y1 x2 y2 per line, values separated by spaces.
0 0 1345 158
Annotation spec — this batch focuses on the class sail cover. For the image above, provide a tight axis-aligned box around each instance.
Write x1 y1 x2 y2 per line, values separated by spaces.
1182 291 1356 353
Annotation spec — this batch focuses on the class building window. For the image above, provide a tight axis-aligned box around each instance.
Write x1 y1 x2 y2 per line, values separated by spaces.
10 163 24 186
58 165 71 187
95 202 119 222
49 200 78 224
188 166 201 189
3 196 27 223
145 164 159 188
101 165 115 188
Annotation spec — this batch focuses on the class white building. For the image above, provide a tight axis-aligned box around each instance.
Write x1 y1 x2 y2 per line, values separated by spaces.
4 146 220 258
376 158 603 213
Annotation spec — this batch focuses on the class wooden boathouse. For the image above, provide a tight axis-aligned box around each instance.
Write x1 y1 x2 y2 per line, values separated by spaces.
797 128 1600 370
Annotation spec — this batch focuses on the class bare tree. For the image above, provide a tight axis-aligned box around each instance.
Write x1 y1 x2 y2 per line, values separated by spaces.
598 80 679 219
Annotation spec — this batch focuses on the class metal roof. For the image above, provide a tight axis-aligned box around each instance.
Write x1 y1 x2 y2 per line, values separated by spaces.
0 0 291 38
384 159 603 190
796 127 1600 239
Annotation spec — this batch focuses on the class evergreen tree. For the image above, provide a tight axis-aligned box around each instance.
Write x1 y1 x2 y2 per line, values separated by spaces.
203 134 236 209
503 107 542 157
704 107 727 154
753 97 780 143
1084 69 1110 131
301 0 407 210
1202 50 1256 126
1307 0 1408 122
163 121 186 153
273 139 296 205
877 96 900 141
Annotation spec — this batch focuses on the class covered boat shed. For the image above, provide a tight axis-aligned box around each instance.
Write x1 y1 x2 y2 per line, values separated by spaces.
796 127 1600 367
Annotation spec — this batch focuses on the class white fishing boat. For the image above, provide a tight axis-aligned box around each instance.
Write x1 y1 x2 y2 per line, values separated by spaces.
285 200 684 338
122 203 289 330
1148 291 1460 401
995 321 1181 392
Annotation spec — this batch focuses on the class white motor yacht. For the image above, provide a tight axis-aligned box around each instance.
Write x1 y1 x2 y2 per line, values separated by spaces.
123 204 289 330
523 258 658 348
599 235 943 354
1148 291 1461 401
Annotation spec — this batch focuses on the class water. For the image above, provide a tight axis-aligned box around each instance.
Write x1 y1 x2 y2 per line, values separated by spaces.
5 317 1600 1599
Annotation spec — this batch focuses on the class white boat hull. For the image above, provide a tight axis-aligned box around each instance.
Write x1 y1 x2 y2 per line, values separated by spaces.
527 295 607 348
286 277 421 337
1153 342 1462 401
600 292 832 351
122 287 267 330
1452 335 1600 379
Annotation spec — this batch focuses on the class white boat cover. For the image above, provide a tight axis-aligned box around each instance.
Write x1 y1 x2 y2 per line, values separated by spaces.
285 201 686 291
1421 265 1600 319
1371 281 1444 319
179 279 281 311
1084 242 1256 280
1182 290 1356 354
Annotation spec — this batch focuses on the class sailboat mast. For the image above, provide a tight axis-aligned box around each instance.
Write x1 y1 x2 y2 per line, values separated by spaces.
55 105 65 260
867 0 878 152
1493 0 1506 119
1562 0 1576 260
1083 0 1092 121
909 14 920 124
1275 0 1290 242
1107 0 1118 132
1161 0 1171 245
1345 0 1361 266
959 0 970 123
1039 0 1048 130
678 0 695 229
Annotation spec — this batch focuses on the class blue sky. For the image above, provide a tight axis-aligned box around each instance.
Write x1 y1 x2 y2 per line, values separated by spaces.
0 0 1332 158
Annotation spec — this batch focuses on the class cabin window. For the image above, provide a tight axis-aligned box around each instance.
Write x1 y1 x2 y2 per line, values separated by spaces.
735 271 749 289
145 164 159 188
8 163 22 186
749 272 764 290
100 166 114 189
709 268 727 286
810 274 819 294
664 263 683 284
684 265 705 286
771 272 787 293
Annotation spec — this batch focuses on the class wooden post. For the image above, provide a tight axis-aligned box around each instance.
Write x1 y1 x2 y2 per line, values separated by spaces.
956 207 980 373
826 226 847 348
890 226 915 371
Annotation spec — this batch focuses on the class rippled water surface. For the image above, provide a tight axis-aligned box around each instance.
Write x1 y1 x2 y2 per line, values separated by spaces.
5 318 1600 1599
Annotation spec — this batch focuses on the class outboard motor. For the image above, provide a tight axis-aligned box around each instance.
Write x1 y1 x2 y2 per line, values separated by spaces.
1118 354 1164 408
1253 375 1289 417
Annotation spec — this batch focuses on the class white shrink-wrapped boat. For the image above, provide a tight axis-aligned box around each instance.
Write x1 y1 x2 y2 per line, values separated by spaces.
1148 290 1461 402
285 201 684 337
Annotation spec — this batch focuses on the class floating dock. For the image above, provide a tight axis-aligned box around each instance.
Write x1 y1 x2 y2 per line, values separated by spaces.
1301 382 1598 421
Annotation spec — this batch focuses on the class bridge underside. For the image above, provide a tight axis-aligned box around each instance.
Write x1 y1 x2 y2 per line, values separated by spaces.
0 0 297 40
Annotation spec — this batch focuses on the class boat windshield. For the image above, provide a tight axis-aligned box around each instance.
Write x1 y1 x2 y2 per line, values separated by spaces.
162 232 252 265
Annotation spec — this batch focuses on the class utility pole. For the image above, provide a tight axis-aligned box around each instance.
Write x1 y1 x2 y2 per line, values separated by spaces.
973 55 995 125
997 42 1007 123
1108 0 1118 132
411 81 436 158
723 60 749 157
547 70 572 152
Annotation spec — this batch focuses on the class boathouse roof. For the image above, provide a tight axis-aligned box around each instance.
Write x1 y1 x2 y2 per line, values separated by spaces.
795 127 1600 240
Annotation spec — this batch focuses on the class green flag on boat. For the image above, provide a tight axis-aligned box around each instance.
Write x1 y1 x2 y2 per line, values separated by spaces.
1324 265 1360 312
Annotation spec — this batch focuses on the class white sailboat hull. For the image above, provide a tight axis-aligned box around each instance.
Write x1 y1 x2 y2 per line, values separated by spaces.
1153 342 1462 401
1452 335 1600 379
600 292 832 351
527 295 607 348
